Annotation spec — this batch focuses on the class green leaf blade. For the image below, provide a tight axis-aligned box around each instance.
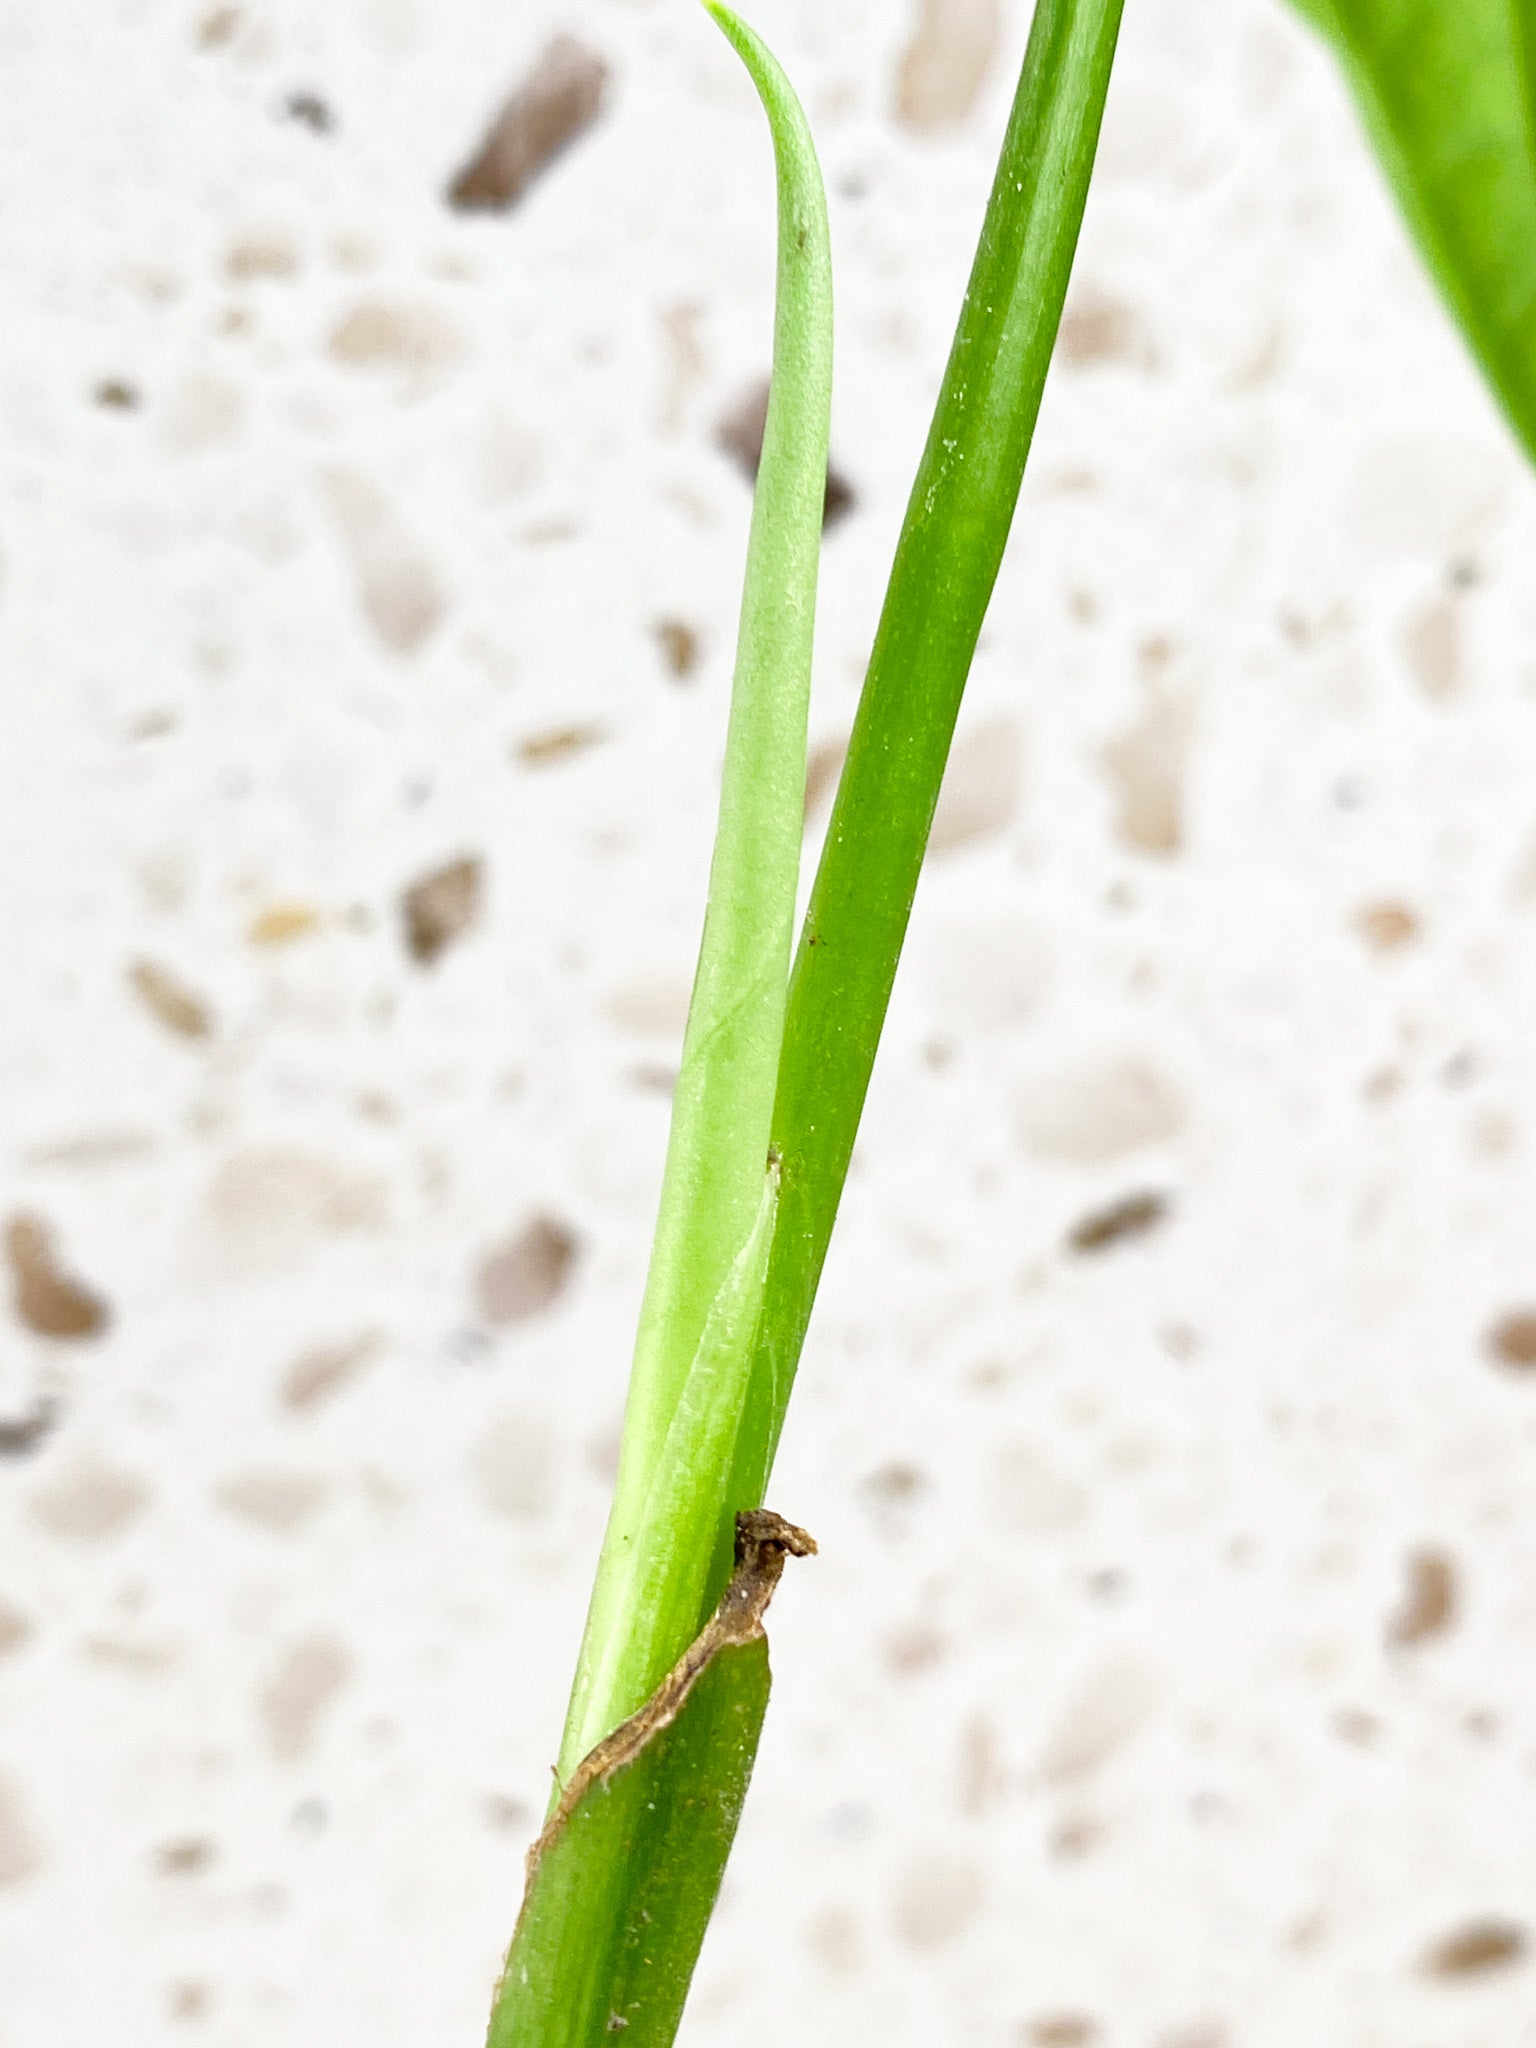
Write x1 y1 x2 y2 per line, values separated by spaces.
555 3 833 1782
1293 0 1536 465
1516 0 1536 165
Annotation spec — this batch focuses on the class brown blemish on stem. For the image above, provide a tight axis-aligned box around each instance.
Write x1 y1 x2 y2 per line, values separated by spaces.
525 1510 815 1882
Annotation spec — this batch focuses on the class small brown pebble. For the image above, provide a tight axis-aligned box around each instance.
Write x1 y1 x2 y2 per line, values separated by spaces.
324 469 449 653
823 470 856 525
1421 1918 1529 1979
885 1623 946 1675
929 716 1021 854
1058 286 1149 370
1038 1658 1157 1786
401 855 483 966
261 1636 352 1761
628 1063 676 1097
475 1216 579 1324
247 902 319 947
31 1458 148 1542
715 379 772 478
128 960 213 1040
1049 1811 1107 1859
1025 2020 1099 2048
196 5 240 48
204 1149 384 1255
1067 1189 1169 1254
957 1713 1004 1816
327 302 462 374
808 1904 861 1973
447 37 610 212
0 1598 33 1657
283 90 334 135
516 724 604 768
715 377 855 528
863 1460 926 1503
653 619 700 680
6 1216 110 1340
895 0 1000 133
658 299 705 432
1355 900 1421 953
1101 682 1191 856
1403 596 1462 699
168 1981 212 2023
216 1468 328 1534
281 1332 377 1414
226 233 298 282
82 1633 175 1674
1488 1308 1536 1370
0 1773 43 1890
1332 1707 1380 1746
890 1853 982 1949
804 734 848 822
1287 1910 1328 1953
94 378 140 410
0 1397 59 1457
1388 1547 1458 1647
482 1792 533 1832
154 1836 216 1877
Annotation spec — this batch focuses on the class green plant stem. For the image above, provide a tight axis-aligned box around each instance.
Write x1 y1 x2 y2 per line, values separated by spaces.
722 0 1127 1541
555 0 832 1783
491 6 1126 2040
489 1637 771 2048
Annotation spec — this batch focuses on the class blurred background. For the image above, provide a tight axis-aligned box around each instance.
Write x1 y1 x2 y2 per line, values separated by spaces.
2 1 1536 2043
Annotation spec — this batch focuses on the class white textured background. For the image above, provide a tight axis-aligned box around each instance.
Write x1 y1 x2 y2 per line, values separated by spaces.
3 1 1536 2044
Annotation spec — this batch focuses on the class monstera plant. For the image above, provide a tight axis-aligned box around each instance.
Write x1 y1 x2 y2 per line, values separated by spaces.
479 3 1536 2041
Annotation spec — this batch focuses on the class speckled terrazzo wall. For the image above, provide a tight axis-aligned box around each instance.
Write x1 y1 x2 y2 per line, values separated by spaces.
3 2 1536 2045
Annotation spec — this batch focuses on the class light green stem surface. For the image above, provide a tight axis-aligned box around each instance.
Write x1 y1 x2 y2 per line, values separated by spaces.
555 1 832 1782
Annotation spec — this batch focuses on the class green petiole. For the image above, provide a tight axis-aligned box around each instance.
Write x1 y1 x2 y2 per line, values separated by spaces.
554 0 832 1786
